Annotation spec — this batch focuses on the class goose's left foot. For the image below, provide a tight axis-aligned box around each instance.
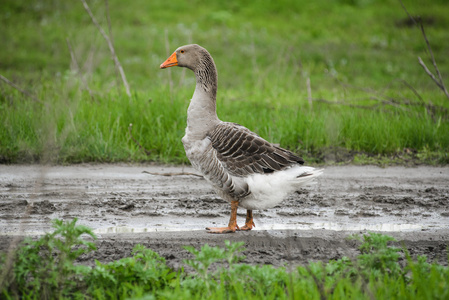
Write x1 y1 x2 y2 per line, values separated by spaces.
239 210 255 231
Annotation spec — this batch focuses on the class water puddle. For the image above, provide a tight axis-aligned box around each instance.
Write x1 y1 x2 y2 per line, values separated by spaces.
256 222 425 232
92 222 431 234
1 222 443 236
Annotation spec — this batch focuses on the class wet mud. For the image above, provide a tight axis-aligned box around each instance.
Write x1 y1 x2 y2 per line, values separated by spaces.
0 164 448 269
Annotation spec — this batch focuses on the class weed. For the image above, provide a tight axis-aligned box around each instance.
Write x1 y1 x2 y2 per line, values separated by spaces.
1 218 96 298
87 244 175 298
352 232 403 277
1 222 448 299
182 241 246 293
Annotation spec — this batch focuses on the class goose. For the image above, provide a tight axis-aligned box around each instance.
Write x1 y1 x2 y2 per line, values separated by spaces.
160 44 322 234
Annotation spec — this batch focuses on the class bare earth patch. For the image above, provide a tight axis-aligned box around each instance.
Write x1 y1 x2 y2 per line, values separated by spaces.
0 164 448 269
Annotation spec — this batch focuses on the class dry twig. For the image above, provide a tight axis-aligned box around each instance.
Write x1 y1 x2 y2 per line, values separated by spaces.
0 74 46 105
399 0 449 100
80 0 132 100
418 56 449 99
142 170 203 178
104 0 121 94
416 23 449 99
328 76 448 120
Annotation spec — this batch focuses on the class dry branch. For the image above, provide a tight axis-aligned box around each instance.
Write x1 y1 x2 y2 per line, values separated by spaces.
418 56 449 99
399 0 449 100
315 77 449 121
80 0 132 100
397 79 424 103
142 170 203 178
104 0 121 93
418 56 442 89
105 0 114 45
314 98 383 110
416 21 449 99
332 75 448 113
0 74 46 105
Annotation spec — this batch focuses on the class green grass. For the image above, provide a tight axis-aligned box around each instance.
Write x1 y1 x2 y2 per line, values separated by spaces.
1 219 448 299
1 0 449 164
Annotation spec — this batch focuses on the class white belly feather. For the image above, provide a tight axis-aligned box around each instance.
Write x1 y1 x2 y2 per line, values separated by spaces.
239 165 322 210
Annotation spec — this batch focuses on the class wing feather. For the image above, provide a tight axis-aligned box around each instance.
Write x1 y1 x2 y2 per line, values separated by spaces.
208 122 304 177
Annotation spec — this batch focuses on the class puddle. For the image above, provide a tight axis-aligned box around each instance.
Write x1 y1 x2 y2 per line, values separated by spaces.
0 221 441 236
91 222 432 234
256 222 426 232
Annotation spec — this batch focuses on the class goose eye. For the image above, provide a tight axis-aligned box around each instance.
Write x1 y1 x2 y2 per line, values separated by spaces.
180 49 185 54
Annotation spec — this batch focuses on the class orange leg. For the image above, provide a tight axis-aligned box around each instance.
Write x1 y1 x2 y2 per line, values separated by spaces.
206 201 239 234
239 210 255 231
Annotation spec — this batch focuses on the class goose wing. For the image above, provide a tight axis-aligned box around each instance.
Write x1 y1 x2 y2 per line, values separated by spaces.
208 122 304 177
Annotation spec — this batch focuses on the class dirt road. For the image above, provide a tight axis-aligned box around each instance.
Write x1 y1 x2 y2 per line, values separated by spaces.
1 164 448 268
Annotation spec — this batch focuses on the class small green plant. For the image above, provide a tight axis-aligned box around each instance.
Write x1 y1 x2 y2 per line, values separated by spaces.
87 244 175 298
183 240 246 277
351 232 403 277
183 240 291 298
0 219 176 299
1 218 96 298
182 240 246 293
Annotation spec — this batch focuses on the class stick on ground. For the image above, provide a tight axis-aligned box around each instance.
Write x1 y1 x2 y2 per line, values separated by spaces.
142 171 203 178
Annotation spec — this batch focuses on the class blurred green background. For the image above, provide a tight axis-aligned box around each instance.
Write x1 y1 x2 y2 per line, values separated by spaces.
0 0 448 164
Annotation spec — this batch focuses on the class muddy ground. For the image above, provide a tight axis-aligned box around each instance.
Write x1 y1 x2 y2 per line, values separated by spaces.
0 164 448 269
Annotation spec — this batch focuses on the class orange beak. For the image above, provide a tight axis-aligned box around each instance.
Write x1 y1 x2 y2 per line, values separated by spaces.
160 51 178 69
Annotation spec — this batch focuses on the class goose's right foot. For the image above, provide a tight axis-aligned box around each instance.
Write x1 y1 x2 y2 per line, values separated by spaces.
239 209 255 231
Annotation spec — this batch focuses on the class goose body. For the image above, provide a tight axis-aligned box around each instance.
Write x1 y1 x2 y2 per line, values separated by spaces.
160 44 322 233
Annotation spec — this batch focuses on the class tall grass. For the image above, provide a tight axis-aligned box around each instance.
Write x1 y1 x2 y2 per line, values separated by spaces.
1 0 448 163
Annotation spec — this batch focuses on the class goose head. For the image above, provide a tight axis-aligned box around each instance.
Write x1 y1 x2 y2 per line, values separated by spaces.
160 44 218 97
160 44 211 72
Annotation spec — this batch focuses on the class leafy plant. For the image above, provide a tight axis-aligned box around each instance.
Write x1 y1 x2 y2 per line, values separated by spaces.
182 240 246 293
1 218 96 298
183 240 292 298
351 232 403 277
87 244 175 298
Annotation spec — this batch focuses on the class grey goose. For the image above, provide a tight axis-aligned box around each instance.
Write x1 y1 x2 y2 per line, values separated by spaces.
160 44 322 234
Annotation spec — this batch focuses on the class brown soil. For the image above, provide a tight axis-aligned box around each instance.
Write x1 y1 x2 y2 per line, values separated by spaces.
0 164 448 269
